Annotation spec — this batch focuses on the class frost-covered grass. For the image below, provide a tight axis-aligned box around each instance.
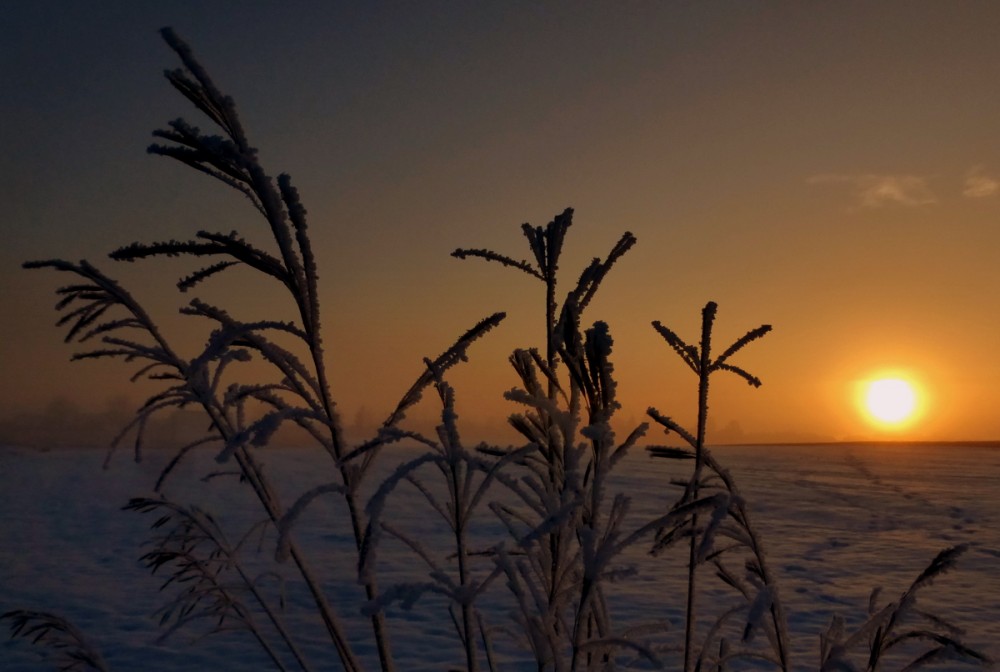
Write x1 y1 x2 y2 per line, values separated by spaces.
4 28 994 672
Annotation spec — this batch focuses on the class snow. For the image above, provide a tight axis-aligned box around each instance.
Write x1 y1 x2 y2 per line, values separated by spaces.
2 442 997 670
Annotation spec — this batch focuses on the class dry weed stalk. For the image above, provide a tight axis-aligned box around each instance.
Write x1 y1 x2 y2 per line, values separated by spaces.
819 543 992 671
646 302 787 671
1 611 110 672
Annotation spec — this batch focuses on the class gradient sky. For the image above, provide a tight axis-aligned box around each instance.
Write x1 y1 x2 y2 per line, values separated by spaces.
5 1 1000 446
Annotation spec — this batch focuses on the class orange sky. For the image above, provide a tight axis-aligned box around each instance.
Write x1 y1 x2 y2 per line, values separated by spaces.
4 2 1000 447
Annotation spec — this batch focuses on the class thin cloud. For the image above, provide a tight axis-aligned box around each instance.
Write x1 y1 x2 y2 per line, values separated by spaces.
963 167 999 198
808 173 936 208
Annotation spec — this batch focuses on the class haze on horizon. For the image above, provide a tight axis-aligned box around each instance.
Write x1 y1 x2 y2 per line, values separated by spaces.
4 2 1000 448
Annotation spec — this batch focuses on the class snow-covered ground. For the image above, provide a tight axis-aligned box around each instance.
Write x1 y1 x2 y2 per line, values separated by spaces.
2 442 997 670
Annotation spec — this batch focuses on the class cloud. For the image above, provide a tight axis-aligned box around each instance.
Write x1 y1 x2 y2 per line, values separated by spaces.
808 173 936 208
963 167 999 198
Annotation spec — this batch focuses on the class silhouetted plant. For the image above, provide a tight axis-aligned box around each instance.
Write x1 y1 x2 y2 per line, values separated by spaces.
5 27 992 672
645 302 787 671
453 210 656 669
1 611 110 672
645 306 990 672
124 497 311 671
819 543 992 671
16 27 506 672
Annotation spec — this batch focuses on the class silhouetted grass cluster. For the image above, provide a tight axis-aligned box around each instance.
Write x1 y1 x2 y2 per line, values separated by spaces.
4 29 991 672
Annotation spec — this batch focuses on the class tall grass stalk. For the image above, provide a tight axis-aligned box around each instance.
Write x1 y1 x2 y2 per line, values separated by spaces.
647 302 786 670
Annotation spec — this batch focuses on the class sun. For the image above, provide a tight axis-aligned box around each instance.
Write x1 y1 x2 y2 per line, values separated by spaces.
863 377 919 427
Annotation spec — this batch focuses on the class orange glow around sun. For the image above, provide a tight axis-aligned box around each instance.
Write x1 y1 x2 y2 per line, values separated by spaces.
858 374 924 431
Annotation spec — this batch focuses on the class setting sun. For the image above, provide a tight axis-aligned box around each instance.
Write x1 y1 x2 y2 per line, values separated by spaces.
863 377 919 427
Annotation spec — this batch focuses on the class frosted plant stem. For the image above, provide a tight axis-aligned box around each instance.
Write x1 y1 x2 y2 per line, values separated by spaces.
450 461 480 672
233 546 316 671
543 270 566 657
138 31 376 669
236 445 362 672
90 270 359 670
244 609 292 672
199 400 364 672
180 499 316 672
287 543 362 672
569 578 594 671
546 269 558 399
345 492 395 672
684 512 699 672
571 428 608 671
308 338 395 672
19 261 354 668
276 166 394 671
684 304 715 672
703 451 790 671
115 304 360 669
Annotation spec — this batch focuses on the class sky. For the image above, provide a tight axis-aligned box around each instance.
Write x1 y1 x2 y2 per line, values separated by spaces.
4 1 1000 447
